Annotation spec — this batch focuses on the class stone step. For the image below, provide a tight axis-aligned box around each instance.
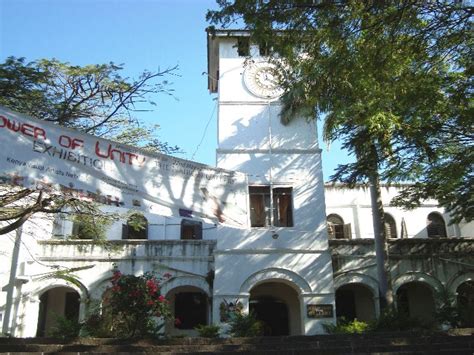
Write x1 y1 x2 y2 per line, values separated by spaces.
0 333 472 354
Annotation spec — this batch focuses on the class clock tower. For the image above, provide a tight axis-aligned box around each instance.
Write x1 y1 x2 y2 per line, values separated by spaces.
207 29 336 335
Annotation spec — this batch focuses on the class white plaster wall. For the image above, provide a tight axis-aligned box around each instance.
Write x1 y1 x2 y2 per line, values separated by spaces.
212 37 334 335
325 186 470 239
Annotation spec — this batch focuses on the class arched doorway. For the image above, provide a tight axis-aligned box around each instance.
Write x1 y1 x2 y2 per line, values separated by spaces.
457 281 474 327
335 283 376 322
396 282 435 321
36 286 80 337
249 281 301 336
166 286 209 335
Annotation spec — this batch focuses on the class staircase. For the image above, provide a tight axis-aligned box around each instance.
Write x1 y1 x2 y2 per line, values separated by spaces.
1 332 473 354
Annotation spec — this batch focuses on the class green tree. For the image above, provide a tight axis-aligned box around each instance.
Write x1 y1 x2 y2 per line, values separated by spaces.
208 1 473 307
0 57 179 235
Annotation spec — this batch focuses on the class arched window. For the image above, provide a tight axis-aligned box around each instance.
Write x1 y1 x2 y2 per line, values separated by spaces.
72 214 106 240
384 213 397 239
426 212 447 238
327 214 351 239
122 213 148 239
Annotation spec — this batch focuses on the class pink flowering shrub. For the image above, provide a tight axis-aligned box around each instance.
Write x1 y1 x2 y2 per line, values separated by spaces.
84 269 172 338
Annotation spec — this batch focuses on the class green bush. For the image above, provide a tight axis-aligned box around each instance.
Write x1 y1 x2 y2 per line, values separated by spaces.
47 314 81 339
81 270 172 338
323 318 370 334
371 309 436 332
228 312 263 337
195 324 220 338
434 288 474 329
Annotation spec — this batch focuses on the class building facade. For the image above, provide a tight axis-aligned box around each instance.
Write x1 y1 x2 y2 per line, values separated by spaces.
0 30 473 337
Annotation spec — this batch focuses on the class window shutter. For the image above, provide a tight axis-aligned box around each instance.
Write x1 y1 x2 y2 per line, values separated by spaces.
194 223 203 240
121 224 129 240
327 223 335 239
343 223 352 239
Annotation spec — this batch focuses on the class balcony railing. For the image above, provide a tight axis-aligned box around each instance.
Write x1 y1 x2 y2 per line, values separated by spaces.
37 239 216 262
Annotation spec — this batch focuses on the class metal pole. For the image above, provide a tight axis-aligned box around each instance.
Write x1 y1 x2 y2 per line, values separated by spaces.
2 226 22 336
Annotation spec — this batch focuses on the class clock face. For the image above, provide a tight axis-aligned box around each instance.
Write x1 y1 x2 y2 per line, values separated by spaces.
243 62 284 99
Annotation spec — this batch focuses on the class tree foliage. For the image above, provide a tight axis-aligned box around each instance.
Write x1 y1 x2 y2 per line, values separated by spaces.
207 1 473 223
0 57 179 235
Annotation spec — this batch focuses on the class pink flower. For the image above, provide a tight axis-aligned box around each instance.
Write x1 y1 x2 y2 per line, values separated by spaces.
146 280 158 294
174 317 182 327
158 295 165 302
163 273 172 279
147 300 154 306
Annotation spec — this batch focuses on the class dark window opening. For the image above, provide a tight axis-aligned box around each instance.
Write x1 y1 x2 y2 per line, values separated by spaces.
249 186 293 227
180 219 203 240
259 41 271 56
237 37 250 56
174 292 207 329
427 212 447 238
273 188 293 227
327 214 351 239
384 213 397 239
122 213 148 239
72 220 92 239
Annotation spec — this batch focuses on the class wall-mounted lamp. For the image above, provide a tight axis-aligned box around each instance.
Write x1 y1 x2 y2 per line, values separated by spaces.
271 232 279 240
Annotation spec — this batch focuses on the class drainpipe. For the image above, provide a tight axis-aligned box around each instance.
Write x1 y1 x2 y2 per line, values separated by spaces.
2 226 23 336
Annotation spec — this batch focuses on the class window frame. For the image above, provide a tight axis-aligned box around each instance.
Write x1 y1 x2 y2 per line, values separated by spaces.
327 214 351 239
122 213 148 240
426 212 447 238
249 185 294 228
180 219 203 240
384 213 398 239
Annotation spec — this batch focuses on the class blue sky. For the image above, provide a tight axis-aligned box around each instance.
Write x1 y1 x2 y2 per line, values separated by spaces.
0 0 351 181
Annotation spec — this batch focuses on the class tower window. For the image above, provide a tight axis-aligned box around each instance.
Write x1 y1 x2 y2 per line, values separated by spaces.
249 186 293 227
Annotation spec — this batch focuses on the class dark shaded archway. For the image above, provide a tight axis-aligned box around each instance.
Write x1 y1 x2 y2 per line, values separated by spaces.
336 283 376 322
396 281 435 321
36 287 80 337
166 286 209 335
457 281 474 327
249 281 301 336
250 297 289 336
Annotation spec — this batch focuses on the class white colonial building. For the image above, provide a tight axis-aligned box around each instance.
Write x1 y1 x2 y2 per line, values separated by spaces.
0 30 473 338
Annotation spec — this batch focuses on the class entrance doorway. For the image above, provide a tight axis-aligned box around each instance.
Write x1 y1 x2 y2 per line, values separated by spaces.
166 286 209 335
36 287 80 337
250 297 289 336
396 281 435 322
249 281 301 336
457 281 474 327
335 283 376 322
